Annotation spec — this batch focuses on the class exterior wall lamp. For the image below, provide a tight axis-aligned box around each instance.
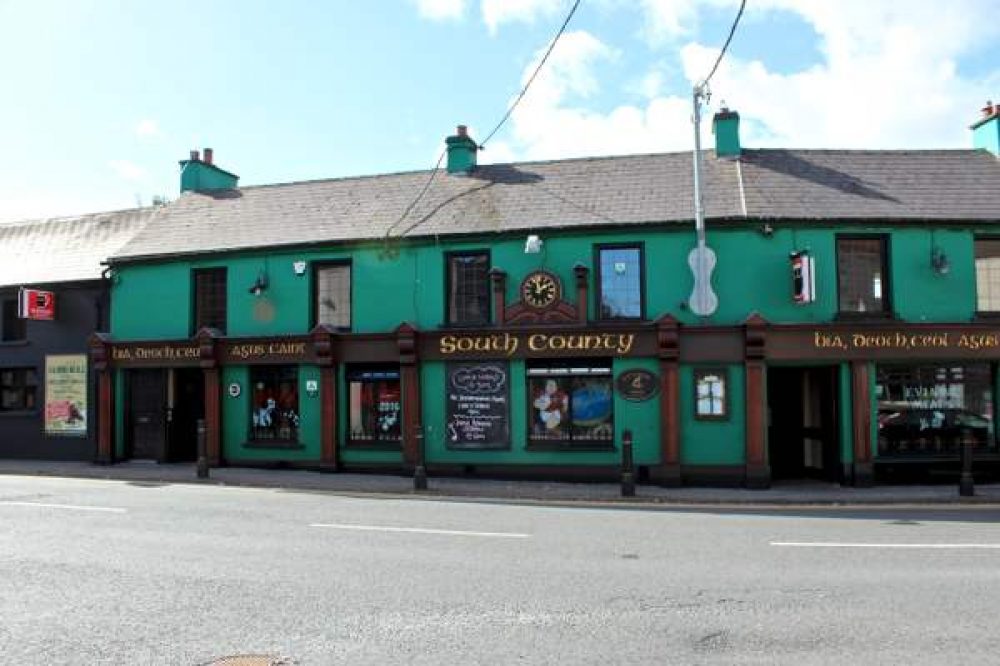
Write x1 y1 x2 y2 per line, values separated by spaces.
249 269 269 296
931 246 950 276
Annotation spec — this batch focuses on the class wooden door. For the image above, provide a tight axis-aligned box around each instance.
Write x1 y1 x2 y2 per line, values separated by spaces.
129 369 165 460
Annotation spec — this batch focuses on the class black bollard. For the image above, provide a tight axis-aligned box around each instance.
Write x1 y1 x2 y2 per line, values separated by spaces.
959 434 974 497
621 429 635 497
196 418 210 479
413 425 428 491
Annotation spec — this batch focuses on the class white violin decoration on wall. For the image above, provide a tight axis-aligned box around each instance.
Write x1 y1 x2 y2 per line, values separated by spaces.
687 81 719 318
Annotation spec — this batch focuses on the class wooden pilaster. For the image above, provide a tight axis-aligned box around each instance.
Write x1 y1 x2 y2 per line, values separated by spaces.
574 263 589 324
851 360 874 486
652 315 681 486
311 324 339 471
744 313 770 489
196 328 222 466
89 333 114 464
490 268 506 325
396 323 421 469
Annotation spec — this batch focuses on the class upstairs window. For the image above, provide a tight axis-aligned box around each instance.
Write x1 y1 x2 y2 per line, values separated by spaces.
314 262 352 329
975 239 1000 312
446 251 490 325
1 298 25 342
837 236 889 315
193 268 227 334
597 244 644 320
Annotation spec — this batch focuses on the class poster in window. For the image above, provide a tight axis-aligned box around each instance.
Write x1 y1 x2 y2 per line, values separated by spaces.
446 361 510 449
44 355 87 436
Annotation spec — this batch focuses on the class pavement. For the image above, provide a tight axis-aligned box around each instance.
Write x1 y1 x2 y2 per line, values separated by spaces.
0 459 998 505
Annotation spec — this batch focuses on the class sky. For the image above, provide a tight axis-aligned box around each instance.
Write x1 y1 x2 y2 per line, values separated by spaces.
0 0 998 223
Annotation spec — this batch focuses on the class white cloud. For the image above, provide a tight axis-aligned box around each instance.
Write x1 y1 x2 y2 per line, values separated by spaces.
135 119 160 138
414 0 466 21
488 0 1000 163
109 160 146 182
481 0 564 34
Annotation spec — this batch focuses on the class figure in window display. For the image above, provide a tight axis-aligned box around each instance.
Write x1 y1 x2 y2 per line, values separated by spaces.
532 379 568 438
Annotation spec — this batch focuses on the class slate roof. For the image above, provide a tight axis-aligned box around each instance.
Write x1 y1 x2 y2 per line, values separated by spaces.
0 207 157 287
110 148 1000 263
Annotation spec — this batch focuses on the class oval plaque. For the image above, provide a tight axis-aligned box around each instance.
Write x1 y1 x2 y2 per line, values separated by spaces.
227 382 241 398
616 369 658 402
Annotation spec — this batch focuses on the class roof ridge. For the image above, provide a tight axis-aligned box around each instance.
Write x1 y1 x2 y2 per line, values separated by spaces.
0 205 156 229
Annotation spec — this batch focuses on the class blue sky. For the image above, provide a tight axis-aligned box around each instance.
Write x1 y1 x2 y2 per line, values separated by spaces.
0 0 997 222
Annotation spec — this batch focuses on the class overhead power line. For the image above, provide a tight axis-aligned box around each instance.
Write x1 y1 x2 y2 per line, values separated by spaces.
698 0 746 89
479 0 582 150
384 0 582 245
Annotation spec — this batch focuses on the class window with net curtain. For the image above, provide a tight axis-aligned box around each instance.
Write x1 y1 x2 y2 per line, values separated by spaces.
315 263 351 329
975 239 1000 311
837 237 888 314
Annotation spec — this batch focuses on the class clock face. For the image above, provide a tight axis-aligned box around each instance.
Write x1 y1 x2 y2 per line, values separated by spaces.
521 271 561 309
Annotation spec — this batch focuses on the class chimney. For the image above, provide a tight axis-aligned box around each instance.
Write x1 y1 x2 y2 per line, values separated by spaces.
178 147 239 193
712 106 741 159
445 124 478 175
971 100 1000 156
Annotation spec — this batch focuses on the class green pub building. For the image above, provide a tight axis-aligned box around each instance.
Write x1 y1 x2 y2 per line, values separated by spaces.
92 107 1000 487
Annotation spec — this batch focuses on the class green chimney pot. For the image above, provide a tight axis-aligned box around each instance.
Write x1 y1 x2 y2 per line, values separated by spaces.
446 125 478 175
712 108 741 159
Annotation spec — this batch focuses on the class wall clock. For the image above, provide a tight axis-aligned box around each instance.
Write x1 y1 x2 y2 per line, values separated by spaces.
520 271 561 309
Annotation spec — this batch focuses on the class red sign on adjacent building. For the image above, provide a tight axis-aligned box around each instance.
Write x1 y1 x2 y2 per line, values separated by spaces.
19 288 56 320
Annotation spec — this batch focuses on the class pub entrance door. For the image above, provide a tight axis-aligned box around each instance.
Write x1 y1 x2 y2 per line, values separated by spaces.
127 369 166 460
767 366 841 482
167 368 204 462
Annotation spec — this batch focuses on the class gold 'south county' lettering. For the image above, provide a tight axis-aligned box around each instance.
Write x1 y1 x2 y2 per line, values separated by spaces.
440 333 519 357
527 333 635 355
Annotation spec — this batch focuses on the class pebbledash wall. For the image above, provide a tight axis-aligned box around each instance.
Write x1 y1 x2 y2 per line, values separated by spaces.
103 222 994 484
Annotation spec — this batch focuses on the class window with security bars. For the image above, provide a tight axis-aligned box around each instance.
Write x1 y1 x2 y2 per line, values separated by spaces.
2 298 25 342
876 363 996 457
597 245 643 319
192 268 227 334
0 368 37 411
346 367 402 445
447 252 490 325
975 239 1000 312
837 237 888 314
250 365 299 442
314 263 351 329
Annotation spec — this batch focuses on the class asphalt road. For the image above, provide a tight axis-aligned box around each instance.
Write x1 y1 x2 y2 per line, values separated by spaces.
1 476 999 665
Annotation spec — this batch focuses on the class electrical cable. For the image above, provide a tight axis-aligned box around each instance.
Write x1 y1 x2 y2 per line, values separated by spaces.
384 0 582 246
479 0 582 150
697 0 746 89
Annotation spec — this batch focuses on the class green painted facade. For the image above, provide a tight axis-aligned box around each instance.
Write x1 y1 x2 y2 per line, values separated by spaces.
110 221 994 470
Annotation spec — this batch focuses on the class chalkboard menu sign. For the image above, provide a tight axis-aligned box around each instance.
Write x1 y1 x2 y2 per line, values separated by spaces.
446 361 510 449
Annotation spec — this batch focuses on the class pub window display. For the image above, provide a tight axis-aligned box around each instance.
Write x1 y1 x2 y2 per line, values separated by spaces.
876 364 996 456
347 367 402 445
527 363 613 446
249 366 300 441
